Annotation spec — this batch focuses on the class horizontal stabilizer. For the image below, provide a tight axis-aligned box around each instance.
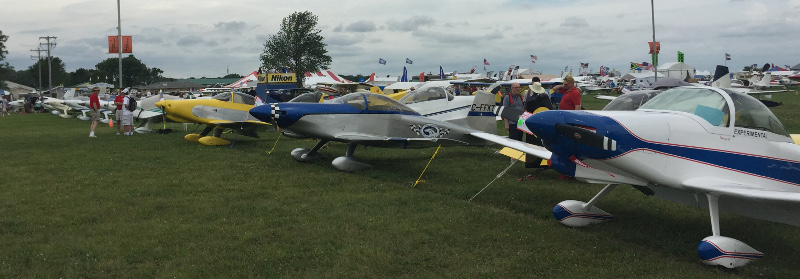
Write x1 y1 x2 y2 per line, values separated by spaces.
470 132 552 159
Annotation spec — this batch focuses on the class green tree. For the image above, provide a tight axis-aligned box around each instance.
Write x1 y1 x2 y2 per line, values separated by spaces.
261 11 331 88
0 30 9 90
95 55 164 87
24 57 70 90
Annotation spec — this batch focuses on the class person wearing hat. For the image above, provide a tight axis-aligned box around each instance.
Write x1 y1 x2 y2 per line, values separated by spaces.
88 87 101 137
551 75 581 110
524 76 546 100
113 89 126 135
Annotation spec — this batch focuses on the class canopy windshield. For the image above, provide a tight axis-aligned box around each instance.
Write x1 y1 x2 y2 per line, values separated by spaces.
398 87 453 104
640 87 790 136
334 93 418 113
212 92 255 105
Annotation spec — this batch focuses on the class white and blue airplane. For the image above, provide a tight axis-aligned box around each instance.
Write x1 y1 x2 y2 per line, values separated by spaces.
473 85 800 268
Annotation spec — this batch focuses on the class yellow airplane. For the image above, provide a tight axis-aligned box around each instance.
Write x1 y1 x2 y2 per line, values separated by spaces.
154 92 270 146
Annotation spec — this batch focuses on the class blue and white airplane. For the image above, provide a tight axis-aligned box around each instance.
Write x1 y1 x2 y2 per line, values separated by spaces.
473 85 800 268
249 91 498 172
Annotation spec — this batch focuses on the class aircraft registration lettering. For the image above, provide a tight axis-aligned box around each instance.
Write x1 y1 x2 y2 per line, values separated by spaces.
733 128 767 139
470 104 495 112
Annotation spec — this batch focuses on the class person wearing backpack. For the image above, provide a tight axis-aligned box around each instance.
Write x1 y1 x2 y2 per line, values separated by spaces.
122 91 134 135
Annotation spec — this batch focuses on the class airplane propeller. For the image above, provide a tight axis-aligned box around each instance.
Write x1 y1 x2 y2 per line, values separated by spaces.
555 123 616 151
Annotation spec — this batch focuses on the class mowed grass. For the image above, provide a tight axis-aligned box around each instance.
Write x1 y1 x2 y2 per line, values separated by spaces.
0 89 799 278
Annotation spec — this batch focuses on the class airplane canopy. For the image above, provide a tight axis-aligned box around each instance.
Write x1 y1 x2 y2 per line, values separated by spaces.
333 93 418 114
398 87 453 105
212 92 256 105
639 87 789 137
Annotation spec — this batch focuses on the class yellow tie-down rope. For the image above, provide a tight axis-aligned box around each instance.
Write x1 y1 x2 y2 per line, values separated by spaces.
268 127 282 155
413 145 442 187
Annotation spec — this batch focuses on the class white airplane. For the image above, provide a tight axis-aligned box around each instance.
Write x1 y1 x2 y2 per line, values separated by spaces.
712 67 791 99
473 85 800 268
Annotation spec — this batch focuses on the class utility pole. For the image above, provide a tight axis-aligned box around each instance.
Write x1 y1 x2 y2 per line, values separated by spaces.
39 36 57 92
29 47 45 92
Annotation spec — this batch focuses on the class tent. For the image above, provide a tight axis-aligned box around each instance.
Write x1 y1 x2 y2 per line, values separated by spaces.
656 62 694 80
791 63 800 71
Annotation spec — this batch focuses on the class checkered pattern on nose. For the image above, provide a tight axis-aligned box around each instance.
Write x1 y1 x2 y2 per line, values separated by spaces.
270 103 280 119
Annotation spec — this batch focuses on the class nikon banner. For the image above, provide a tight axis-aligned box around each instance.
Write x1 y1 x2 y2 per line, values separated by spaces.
258 73 296 84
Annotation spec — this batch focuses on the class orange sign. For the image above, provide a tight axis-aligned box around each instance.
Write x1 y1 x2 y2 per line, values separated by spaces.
648 41 661 54
108 36 133 54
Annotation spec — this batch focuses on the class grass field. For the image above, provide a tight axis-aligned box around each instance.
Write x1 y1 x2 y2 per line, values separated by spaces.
1 89 799 278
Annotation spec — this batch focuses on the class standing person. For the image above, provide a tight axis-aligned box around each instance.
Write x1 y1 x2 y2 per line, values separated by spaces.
113 90 126 135
551 75 581 110
89 87 101 137
0 96 8 118
122 91 134 135
502 83 524 141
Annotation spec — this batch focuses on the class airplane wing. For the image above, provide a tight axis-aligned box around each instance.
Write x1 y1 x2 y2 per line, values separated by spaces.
333 133 468 143
594 95 617 101
469 132 552 159
134 108 165 119
209 120 270 138
682 177 800 204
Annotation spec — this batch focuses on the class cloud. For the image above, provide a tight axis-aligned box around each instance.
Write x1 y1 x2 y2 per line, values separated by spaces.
386 15 436 32
345 20 376 33
214 21 248 33
176 35 206 47
559 16 589 28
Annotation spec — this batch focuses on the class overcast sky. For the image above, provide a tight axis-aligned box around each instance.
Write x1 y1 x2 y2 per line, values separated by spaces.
2 0 799 80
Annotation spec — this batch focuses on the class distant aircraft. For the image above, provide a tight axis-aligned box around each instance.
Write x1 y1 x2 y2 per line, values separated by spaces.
473 86 800 268
248 91 499 172
155 92 270 146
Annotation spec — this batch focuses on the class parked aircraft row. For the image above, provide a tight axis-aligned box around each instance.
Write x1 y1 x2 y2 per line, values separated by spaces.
27 66 800 269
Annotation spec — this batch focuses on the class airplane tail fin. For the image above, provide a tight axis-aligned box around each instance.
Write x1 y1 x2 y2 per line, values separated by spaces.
711 65 731 88
63 88 76 99
756 72 772 87
465 90 498 134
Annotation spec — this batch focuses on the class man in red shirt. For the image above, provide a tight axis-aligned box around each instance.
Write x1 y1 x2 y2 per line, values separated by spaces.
552 75 581 110
89 87 101 137
113 90 126 135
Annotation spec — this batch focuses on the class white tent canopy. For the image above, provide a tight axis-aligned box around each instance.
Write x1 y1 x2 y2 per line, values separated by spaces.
656 62 694 80
619 72 665 81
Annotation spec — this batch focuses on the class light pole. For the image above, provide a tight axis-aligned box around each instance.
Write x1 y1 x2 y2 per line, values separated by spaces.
651 0 657 82
117 0 123 91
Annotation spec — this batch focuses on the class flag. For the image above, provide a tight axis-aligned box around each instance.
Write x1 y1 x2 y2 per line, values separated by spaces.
379 58 386 65
630 62 643 70
677 51 684 63
580 62 588 68
401 66 408 82
531 55 537 63
599 66 604 76
469 66 476 74
439 66 445 79
725 53 731 61
406 58 413 64
419 72 425 82
564 66 568 72
642 62 652 71
484 59 490 66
